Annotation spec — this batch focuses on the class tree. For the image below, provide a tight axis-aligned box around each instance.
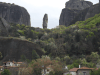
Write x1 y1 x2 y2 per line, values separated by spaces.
90 68 100 75
0 52 2 58
1 69 11 75
29 56 63 75
29 56 52 75
20 54 26 61
32 50 39 60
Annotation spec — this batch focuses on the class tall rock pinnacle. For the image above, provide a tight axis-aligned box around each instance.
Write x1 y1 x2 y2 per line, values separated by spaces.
42 14 48 29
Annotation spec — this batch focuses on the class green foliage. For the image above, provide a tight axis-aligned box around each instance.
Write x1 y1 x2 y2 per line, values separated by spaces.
67 64 74 70
17 30 25 35
32 50 40 60
0 52 2 58
20 54 26 61
31 30 39 34
90 68 100 75
1 69 11 75
7 13 100 59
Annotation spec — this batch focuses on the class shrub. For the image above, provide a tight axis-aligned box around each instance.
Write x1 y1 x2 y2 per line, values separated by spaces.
1 69 11 75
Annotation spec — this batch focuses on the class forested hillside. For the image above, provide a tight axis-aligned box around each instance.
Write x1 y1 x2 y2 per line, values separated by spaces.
5 13 100 59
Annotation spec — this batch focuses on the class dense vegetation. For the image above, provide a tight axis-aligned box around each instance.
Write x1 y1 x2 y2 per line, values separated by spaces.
1 12 100 75
7 13 100 58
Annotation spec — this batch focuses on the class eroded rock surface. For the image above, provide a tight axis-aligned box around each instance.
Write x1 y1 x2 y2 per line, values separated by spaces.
43 14 48 29
0 2 31 26
59 0 93 26
0 17 10 36
0 37 44 61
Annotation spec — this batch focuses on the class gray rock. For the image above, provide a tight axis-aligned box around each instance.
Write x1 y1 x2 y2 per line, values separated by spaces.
59 0 93 26
65 0 93 10
70 3 100 25
59 8 81 26
0 2 30 26
85 4 100 20
70 8 89 25
43 14 48 29
0 37 44 61
0 17 10 36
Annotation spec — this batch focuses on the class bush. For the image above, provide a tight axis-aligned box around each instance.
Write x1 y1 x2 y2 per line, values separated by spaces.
1 69 11 75
90 68 100 75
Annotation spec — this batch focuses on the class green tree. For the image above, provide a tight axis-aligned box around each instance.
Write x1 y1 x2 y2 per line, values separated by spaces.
21 54 26 61
1 69 11 75
0 52 2 58
90 68 100 75
32 50 39 60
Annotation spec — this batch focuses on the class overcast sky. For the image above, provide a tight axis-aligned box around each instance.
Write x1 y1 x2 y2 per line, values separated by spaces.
0 0 99 29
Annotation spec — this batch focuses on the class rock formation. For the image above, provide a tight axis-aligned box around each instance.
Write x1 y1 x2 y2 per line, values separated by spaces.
0 2 31 26
43 14 48 29
0 37 44 61
59 0 93 26
65 0 92 10
70 3 100 25
0 17 10 36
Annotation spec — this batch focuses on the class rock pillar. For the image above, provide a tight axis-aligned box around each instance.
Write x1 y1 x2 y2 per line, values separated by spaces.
43 14 48 29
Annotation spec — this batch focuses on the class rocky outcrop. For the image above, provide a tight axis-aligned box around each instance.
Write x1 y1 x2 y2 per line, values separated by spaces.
59 0 93 26
0 37 44 61
0 17 10 36
0 2 30 26
70 4 100 25
43 14 48 29
65 0 93 10
59 8 81 26
85 4 100 20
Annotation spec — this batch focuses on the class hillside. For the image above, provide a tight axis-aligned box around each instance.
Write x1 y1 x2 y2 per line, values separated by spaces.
0 13 99 61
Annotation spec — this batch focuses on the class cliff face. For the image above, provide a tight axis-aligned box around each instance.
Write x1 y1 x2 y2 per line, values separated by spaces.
0 2 31 26
59 0 93 26
85 4 100 20
70 4 100 25
65 0 93 10
0 37 44 61
0 17 10 36
59 8 81 26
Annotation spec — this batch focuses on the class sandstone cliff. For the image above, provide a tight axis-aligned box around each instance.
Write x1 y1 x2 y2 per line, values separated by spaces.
0 2 31 26
59 0 93 26
0 37 44 61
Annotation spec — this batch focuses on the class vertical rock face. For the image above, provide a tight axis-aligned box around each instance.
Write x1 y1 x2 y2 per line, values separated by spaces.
43 14 48 29
85 4 100 20
0 17 10 36
0 2 31 26
65 0 92 10
59 0 93 27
